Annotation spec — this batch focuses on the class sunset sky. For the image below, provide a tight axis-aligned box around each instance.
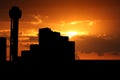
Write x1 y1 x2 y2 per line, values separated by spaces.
1 0 120 60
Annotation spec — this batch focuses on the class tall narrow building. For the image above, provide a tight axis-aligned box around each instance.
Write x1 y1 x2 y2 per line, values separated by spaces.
9 6 22 61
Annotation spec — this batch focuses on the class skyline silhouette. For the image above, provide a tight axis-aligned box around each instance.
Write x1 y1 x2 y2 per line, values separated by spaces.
1 1 120 61
0 6 75 64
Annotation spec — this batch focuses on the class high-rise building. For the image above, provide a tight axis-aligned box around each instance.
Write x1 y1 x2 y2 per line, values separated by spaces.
0 37 6 63
30 28 75 64
9 6 22 61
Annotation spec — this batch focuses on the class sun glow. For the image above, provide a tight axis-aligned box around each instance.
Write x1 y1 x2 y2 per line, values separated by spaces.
62 31 89 38
66 31 78 38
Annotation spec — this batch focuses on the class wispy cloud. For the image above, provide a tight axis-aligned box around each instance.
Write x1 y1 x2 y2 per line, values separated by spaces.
31 15 43 25
0 29 10 39
0 30 10 33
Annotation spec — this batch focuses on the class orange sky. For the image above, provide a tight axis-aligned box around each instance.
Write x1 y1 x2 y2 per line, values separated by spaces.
1 0 120 60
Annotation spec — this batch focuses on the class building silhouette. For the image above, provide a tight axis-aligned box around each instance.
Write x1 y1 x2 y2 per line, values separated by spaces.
29 28 75 64
0 6 75 64
16 27 75 64
17 27 75 64
9 6 22 62
0 37 6 63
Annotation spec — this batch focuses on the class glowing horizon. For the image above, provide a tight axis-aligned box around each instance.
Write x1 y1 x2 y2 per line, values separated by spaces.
1 0 120 60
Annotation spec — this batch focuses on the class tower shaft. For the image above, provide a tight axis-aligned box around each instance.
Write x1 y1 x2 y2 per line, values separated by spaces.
10 19 19 61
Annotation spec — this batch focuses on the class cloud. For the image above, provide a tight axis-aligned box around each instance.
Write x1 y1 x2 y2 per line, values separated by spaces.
19 36 38 49
75 35 120 56
29 36 38 42
31 15 43 25
0 30 10 33
0 29 10 40
19 35 38 42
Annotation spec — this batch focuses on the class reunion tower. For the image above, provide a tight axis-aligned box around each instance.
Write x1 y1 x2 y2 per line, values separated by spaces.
9 6 22 61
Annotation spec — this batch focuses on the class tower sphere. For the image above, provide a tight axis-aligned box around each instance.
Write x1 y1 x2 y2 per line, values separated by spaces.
9 6 22 19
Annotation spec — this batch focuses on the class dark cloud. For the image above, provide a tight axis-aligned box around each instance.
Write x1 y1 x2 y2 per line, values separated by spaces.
19 36 38 49
29 36 38 42
75 35 120 56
